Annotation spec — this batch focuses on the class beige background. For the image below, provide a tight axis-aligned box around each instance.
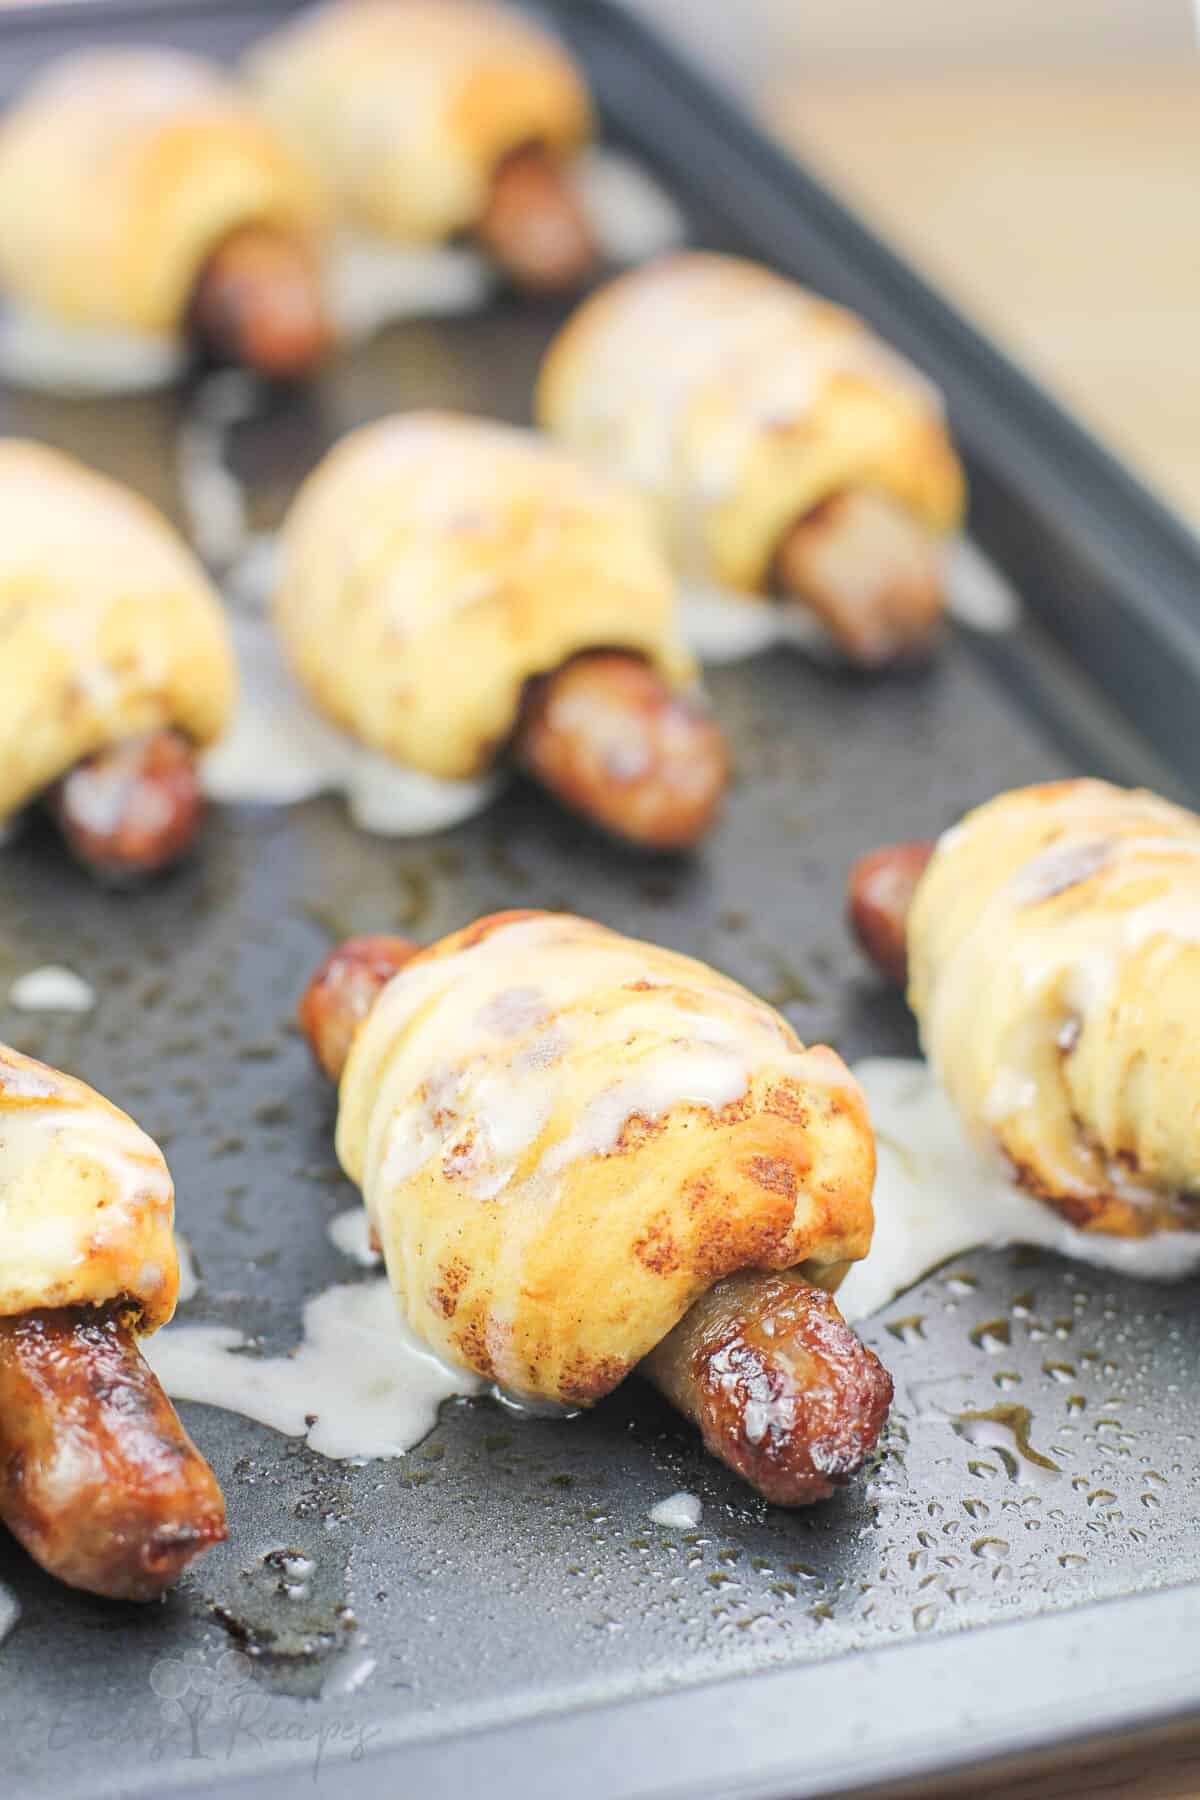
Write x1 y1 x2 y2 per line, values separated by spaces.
634 1 1200 529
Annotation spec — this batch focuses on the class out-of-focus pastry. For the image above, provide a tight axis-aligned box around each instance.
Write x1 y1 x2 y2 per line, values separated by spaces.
0 1044 226 1598
849 779 1200 1241
539 252 966 667
0 48 331 391
298 911 893 1505
250 411 726 848
246 0 593 297
0 440 235 879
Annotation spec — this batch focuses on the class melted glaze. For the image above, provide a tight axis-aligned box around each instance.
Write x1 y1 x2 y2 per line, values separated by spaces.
649 1491 703 1528
144 1278 481 1460
570 147 687 266
0 304 183 394
679 535 1018 667
7 967 95 1014
201 614 500 836
837 1057 1200 1325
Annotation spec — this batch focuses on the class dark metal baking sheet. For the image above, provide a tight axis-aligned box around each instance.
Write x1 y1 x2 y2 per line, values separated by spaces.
2 5 1200 1798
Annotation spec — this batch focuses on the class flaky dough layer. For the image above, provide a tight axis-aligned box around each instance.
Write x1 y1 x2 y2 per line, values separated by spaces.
0 1044 177 1327
538 251 965 597
0 48 325 335
273 412 695 780
336 910 875 1404
246 0 591 243
909 779 1200 1236
0 441 235 820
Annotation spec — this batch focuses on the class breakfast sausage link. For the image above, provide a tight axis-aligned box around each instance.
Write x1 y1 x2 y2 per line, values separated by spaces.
642 1269 893 1506
299 934 421 1082
0 1305 226 1600
514 651 728 851
187 225 333 380
846 840 935 986
477 145 597 294
48 729 205 882
775 489 945 668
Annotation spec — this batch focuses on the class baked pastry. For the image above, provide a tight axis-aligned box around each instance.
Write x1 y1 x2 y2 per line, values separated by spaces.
0 440 236 879
245 0 598 296
0 47 331 388
271 412 727 848
0 1043 226 1598
538 252 967 666
849 779 1200 1239
298 913 893 1505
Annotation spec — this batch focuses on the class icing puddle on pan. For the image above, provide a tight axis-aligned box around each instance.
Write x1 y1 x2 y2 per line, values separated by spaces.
1 3 1198 1797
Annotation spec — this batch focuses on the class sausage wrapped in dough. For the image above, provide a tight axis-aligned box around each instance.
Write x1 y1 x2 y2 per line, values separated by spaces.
0 48 330 387
245 0 597 295
0 1045 226 1598
301 912 893 1502
273 412 727 848
850 779 1200 1242
0 440 235 878
539 252 966 666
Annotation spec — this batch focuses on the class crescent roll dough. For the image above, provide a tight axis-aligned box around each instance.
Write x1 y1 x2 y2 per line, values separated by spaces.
274 412 695 781
0 1044 177 1328
336 909 876 1404
0 48 325 337
246 0 592 243
0 440 235 824
909 779 1200 1238
538 252 965 598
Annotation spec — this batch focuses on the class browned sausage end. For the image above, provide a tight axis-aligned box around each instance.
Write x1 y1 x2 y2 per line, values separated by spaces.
299 934 421 1082
846 839 934 986
642 1269 893 1506
0 1306 226 1601
48 729 206 882
514 651 727 851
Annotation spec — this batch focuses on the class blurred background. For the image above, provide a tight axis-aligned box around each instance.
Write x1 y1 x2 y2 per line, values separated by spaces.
633 0 1200 526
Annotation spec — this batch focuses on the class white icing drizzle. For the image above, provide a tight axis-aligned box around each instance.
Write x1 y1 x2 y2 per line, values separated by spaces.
224 532 282 613
177 370 263 570
174 1232 200 1303
943 536 1022 633
144 1278 481 1459
7 966 95 1014
328 234 493 342
0 1583 19 1646
0 1060 174 1307
327 1207 381 1267
570 147 688 266
649 1491 703 1528
836 1057 1200 1326
0 303 184 394
201 613 500 835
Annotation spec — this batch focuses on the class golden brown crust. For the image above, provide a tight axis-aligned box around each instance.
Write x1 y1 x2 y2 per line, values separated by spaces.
538 251 965 601
246 0 591 244
273 412 695 781
0 1043 177 1326
642 1270 893 1505
909 779 1200 1237
334 910 875 1405
0 440 235 823
0 1306 226 1600
0 48 325 336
